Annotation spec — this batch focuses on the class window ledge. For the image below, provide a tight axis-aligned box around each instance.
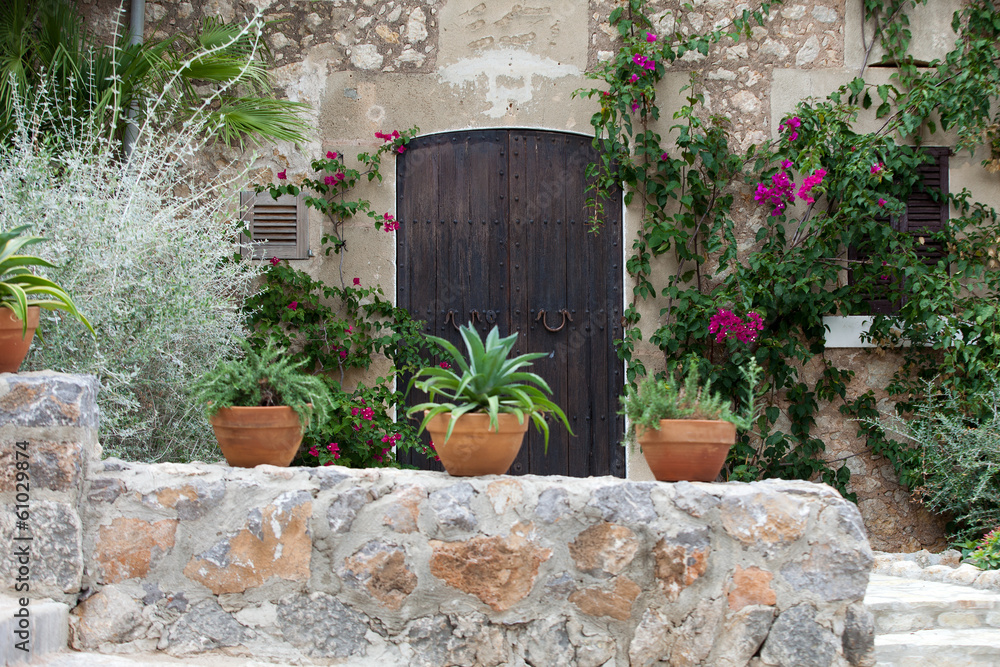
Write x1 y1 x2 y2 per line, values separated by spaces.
822 316 877 348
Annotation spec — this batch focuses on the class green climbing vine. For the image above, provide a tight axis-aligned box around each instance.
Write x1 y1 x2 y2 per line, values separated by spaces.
577 0 1000 511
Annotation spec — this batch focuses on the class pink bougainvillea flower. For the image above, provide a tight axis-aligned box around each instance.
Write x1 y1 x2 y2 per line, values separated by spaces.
324 175 336 185
353 277 361 286
878 198 887 207
270 256 280 267
288 301 298 310
646 32 657 42
780 117 801 142
277 170 287 180
797 168 827 204
631 102 640 112
347 325 353 334
327 442 339 453
781 159 793 170
335 171 346 182
871 162 884 174
308 446 319 457
440 361 451 369
327 151 338 159
708 308 765 344
397 145 406 154
660 152 669 161
630 74 639 83
339 350 347 360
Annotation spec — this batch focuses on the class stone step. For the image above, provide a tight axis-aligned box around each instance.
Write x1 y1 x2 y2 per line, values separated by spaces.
875 627 1000 666
0 596 69 666
866 573 1000 633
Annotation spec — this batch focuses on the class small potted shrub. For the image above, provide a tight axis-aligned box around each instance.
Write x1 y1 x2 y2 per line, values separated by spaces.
191 341 334 467
620 356 760 482
0 225 93 372
406 323 572 476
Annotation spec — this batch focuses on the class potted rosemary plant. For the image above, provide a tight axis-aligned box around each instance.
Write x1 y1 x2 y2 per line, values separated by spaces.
620 356 761 482
0 225 93 372
406 323 572 476
191 341 334 467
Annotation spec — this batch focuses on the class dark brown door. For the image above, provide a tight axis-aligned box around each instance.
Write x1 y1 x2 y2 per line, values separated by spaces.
397 129 624 477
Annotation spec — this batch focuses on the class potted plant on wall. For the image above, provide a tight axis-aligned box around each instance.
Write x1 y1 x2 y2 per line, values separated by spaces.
191 341 334 467
0 225 94 373
406 323 572 476
620 356 761 482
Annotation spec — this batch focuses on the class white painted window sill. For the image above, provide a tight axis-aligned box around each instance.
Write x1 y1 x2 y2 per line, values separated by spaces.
823 315 962 348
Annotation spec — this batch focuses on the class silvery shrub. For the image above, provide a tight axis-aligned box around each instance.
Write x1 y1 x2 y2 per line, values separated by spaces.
0 86 265 462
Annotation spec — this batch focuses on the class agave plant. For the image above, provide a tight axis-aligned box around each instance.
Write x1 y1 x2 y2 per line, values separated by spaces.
406 324 572 451
0 224 93 335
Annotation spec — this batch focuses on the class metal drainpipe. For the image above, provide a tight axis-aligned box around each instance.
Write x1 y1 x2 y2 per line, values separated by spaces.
122 0 145 158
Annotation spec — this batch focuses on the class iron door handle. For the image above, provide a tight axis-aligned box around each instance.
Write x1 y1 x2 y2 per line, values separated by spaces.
537 309 572 332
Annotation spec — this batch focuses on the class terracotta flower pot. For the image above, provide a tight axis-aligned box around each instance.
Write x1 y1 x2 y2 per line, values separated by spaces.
209 406 305 467
636 419 737 482
425 411 529 476
0 306 40 373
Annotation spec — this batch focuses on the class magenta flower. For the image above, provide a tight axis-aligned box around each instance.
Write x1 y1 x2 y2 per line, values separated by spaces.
630 74 639 83
709 308 764 344
277 170 287 180
397 145 406 154
797 168 827 205
324 175 336 185
780 117 801 142
269 256 280 267
288 301 298 310
781 159 793 170
660 152 669 161
327 151 338 159
339 350 347 360
308 446 319 457
347 325 353 334
877 198 887 207
646 32 657 42
335 171 345 182
871 162 884 174
631 102 639 112
353 277 360 286
440 361 451 369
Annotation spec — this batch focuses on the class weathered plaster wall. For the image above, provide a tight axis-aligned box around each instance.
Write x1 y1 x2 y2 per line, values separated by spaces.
75 0 996 550
4 373 877 666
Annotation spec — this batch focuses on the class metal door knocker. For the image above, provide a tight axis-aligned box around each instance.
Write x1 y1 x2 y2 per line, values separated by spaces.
445 309 480 330
536 309 573 332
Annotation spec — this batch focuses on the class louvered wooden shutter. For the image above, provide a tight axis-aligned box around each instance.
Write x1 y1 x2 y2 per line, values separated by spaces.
849 147 949 314
240 191 308 260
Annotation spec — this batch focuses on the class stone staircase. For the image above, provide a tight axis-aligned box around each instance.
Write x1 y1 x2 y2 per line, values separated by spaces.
866 557 1000 667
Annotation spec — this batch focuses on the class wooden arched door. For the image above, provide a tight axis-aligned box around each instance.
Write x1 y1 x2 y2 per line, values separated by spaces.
397 129 624 477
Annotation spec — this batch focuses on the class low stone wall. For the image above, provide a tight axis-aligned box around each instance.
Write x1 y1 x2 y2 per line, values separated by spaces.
3 373 877 666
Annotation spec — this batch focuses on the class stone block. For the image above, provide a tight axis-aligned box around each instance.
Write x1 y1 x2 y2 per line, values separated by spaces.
0 438 84 494
340 540 417 610
72 585 147 648
430 522 551 611
167 599 251 656
569 522 638 577
568 576 641 621
0 501 82 599
184 490 311 594
94 517 177 584
276 592 369 659
0 373 98 429
759 604 839 667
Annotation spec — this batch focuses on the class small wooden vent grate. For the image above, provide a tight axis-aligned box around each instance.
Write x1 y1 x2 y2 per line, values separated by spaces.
240 192 308 260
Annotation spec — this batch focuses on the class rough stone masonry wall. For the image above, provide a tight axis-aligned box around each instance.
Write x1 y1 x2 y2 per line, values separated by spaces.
2 373 877 666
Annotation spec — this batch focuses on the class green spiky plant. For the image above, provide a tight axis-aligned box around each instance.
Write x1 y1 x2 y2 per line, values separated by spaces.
406 324 572 451
191 340 334 430
0 224 93 336
620 355 761 445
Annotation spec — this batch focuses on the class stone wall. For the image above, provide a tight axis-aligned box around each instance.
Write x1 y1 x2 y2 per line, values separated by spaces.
74 0 977 552
2 373 877 666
